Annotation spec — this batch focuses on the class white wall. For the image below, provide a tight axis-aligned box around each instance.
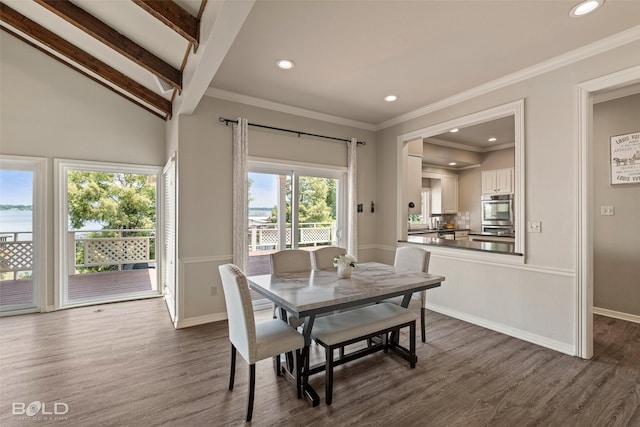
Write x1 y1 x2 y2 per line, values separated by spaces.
376 40 640 355
0 34 165 308
173 96 376 325
592 93 640 317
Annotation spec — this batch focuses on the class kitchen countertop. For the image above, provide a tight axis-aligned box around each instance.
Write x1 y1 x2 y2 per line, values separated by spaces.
399 235 522 256
407 228 469 234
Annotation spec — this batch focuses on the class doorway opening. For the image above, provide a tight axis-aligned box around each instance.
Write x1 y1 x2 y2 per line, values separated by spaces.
247 160 346 305
0 156 46 315
55 159 163 309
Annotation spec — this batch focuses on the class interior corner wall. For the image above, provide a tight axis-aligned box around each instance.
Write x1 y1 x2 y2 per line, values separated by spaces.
374 40 640 355
592 93 640 317
0 33 166 308
174 96 376 324
458 148 515 231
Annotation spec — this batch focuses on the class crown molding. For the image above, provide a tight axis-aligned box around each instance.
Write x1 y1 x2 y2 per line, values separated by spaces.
425 136 515 153
205 87 377 131
376 25 640 130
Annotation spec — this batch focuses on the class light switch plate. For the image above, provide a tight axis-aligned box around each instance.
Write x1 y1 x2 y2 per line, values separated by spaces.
527 221 541 233
600 206 615 216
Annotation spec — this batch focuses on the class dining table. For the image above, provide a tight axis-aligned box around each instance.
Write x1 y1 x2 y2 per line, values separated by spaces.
247 261 445 406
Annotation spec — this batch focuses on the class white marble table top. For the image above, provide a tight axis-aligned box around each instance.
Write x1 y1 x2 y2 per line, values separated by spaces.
248 262 444 317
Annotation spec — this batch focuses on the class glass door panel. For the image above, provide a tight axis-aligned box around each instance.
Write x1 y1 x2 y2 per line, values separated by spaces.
247 171 292 278
0 169 36 311
296 176 339 249
59 162 162 307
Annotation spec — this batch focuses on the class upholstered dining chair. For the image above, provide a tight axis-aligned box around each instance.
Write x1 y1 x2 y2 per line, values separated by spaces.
311 246 346 270
218 264 304 422
384 246 431 342
270 250 312 328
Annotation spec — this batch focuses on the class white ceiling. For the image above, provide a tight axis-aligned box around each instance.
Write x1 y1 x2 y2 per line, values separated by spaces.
211 0 640 127
2 1 638 127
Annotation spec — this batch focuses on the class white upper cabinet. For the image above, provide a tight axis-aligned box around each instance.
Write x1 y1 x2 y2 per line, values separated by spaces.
482 168 513 194
429 173 458 214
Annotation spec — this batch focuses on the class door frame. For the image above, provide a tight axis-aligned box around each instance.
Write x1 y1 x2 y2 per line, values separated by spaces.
0 155 47 315
54 158 164 309
575 64 640 359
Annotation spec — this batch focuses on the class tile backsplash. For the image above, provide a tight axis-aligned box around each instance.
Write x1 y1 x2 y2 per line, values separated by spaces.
455 211 470 229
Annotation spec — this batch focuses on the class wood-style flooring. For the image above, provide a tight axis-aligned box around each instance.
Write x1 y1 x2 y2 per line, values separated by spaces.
0 298 638 426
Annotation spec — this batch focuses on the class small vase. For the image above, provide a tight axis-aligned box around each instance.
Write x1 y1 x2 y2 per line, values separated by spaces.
337 265 352 279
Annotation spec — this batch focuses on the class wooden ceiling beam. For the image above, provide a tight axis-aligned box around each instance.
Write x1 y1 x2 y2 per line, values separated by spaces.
34 0 182 91
132 0 199 48
0 3 171 118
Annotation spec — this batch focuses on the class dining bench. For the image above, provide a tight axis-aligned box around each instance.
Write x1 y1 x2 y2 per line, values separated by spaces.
309 302 417 405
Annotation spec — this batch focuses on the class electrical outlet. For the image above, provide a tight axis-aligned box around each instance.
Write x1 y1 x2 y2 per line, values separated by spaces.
211 286 217 296
600 206 615 216
527 221 541 233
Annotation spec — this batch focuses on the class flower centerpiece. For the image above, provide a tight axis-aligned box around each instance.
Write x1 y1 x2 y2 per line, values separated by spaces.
333 254 357 279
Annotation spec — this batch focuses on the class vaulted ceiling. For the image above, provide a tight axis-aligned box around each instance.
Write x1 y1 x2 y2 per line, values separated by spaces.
2 1 640 128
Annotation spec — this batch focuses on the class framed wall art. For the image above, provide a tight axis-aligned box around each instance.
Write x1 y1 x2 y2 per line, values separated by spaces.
610 131 640 184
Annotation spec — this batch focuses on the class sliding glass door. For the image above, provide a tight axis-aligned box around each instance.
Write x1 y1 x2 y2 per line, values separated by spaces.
55 159 163 308
0 156 46 315
247 161 346 283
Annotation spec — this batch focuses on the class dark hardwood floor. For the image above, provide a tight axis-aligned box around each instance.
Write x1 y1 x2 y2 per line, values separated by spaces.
1 298 638 426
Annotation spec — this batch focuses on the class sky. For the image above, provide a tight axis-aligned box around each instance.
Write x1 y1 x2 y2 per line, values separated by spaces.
0 170 32 205
249 172 277 207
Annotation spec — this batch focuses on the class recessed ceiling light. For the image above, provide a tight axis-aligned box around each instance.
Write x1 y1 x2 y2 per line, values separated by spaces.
276 59 295 70
569 0 604 17
384 95 398 102
450 128 459 133
448 162 457 166
488 137 497 142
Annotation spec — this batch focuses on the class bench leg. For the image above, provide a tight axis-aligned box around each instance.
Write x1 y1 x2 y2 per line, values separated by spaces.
326 346 334 405
295 349 302 399
421 307 426 343
410 321 416 369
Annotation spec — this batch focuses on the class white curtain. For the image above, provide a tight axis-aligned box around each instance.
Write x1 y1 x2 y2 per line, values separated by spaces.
232 118 249 271
347 138 358 259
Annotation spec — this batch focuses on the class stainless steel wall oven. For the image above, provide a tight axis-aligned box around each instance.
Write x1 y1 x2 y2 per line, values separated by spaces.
481 194 514 235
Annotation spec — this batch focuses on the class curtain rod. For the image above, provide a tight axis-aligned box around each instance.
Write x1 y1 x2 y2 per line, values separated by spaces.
218 117 366 146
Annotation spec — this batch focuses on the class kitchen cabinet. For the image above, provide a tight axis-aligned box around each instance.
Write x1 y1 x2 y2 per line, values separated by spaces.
482 168 513 194
430 173 458 214
454 230 469 240
406 155 423 215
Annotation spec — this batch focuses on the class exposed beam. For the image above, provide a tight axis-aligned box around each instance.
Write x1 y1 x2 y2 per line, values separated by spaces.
0 3 171 119
1 26 165 120
34 0 182 91
132 0 199 48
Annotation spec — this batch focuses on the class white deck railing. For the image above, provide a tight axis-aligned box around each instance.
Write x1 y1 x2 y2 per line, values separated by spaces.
249 222 336 251
70 229 156 271
2 222 336 278
0 232 33 280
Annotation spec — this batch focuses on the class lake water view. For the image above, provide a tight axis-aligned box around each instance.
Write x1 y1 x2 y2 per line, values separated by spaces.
0 210 105 236
1 209 272 235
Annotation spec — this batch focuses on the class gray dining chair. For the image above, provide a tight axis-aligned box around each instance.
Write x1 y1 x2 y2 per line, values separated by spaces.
270 249 312 327
383 246 431 342
311 246 346 270
218 264 304 422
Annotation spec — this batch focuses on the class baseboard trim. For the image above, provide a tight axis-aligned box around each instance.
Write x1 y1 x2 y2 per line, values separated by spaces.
426 302 576 356
175 312 227 329
593 307 640 324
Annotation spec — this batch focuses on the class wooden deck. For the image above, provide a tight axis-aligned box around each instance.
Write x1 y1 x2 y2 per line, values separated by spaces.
0 269 157 307
1 248 332 307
